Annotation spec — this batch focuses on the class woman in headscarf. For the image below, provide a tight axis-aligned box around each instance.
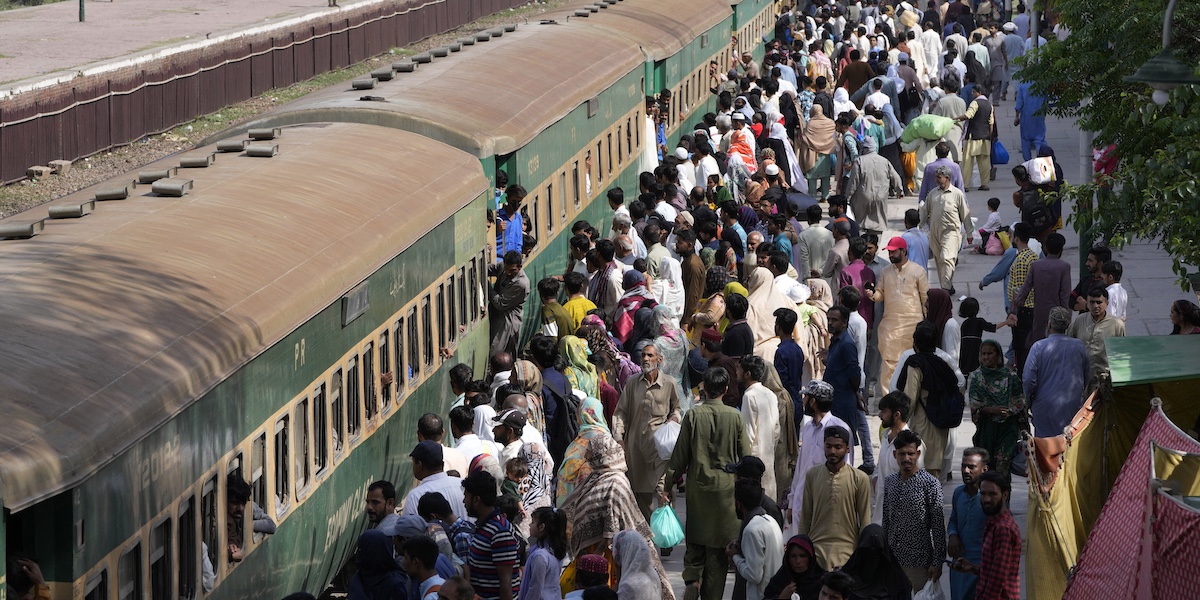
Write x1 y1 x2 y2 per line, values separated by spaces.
1037 145 1066 229
839 525 913 600
763 535 826 600
689 261 732 344
833 87 856 120
623 307 657 364
651 256 686 317
649 304 692 412
735 95 756 121
763 365 800 503
796 278 833 380
560 436 674 599
797 104 838 201
512 359 547 436
968 340 1026 476
875 103 909 191
768 117 807 192
612 530 675 600
926 288 960 365
555 396 612 504
348 530 409 600
560 336 599 400
746 267 800 361
613 271 655 344
579 314 638 391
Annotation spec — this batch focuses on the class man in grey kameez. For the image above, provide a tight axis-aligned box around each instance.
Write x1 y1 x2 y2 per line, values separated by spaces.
667 367 748 600
488 250 529 356
845 137 905 236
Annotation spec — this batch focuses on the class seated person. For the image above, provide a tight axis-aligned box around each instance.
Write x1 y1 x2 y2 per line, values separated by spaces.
227 474 276 561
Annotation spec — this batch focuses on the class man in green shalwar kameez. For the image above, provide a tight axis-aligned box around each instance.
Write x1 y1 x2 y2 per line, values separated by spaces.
667 366 750 600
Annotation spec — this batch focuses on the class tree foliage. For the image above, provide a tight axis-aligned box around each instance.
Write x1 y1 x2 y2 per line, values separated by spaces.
1017 0 1200 287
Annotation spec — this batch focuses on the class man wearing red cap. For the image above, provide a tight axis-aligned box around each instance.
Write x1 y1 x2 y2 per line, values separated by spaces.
866 237 930 394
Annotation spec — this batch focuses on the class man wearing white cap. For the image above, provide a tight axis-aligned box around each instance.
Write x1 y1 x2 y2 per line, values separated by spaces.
999 22 1025 101
673 146 696 191
983 22 1008 103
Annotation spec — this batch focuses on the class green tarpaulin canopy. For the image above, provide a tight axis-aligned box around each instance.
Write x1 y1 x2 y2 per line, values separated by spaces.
1106 335 1200 386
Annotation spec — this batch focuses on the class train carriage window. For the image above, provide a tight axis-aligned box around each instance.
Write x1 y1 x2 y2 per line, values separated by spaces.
118 543 141 600
296 398 311 493
312 384 328 473
394 319 406 392
84 568 109 600
178 497 196 599
626 118 633 157
469 262 479 324
544 187 553 234
227 453 243 481
150 519 171 600
275 416 291 514
571 162 581 211
606 133 613 176
346 356 361 439
200 476 217 586
251 434 267 534
528 197 539 242
363 344 376 421
558 172 567 221
617 125 623 165
457 268 467 329
331 369 345 456
422 296 433 367
595 142 603 183
436 285 446 352
635 111 641 148
407 308 420 379
447 277 457 344
379 332 392 411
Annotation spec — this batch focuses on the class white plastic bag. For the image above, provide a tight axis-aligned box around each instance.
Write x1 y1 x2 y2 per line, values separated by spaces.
913 580 946 600
1024 156 1057 185
653 420 681 460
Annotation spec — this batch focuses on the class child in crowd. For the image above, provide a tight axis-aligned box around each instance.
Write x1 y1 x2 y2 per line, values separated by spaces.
1102 261 1127 321
518 507 567 600
502 457 529 537
564 555 612 599
958 297 1005 375
975 197 1004 253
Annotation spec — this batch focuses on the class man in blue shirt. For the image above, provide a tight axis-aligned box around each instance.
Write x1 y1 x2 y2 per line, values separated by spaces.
495 185 526 260
773 308 805 434
948 448 989 600
824 305 873 472
1024 306 1090 438
1014 79 1048 160
900 209 931 274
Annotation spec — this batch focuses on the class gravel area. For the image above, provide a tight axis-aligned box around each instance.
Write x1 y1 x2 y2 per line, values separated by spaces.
0 0 566 219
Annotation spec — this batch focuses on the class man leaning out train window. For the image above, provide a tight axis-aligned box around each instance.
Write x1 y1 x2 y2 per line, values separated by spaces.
227 473 277 561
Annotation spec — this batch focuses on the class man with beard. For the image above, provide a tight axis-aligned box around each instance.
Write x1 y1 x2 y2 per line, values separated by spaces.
824 306 871 474
882 430 946 592
365 480 399 531
952 471 1021 600
613 343 682 520
948 448 990 600
871 392 921 525
866 237 930 394
798 426 871 570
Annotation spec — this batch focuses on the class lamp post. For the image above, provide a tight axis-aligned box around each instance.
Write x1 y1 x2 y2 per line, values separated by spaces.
1124 0 1200 105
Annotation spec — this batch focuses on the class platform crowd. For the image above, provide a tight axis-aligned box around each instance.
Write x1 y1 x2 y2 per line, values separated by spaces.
228 3 1200 600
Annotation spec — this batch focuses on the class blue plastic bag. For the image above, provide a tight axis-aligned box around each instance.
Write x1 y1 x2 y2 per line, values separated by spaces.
992 140 1010 165
649 505 685 548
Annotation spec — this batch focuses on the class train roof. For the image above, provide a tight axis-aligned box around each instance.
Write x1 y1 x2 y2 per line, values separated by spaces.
216 0 731 159
0 123 488 511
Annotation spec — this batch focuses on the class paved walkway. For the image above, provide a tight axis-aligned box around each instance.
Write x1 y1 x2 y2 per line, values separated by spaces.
661 103 1192 598
0 0 378 89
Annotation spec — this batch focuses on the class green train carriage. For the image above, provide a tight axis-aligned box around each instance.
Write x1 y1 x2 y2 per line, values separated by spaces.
0 123 494 600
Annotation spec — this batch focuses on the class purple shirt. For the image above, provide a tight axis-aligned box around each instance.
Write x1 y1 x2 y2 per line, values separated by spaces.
1011 256 1072 348
918 158 965 203
839 259 877 327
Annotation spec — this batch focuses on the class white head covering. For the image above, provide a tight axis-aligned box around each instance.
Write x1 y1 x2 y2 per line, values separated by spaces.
833 87 855 119
613 530 661 600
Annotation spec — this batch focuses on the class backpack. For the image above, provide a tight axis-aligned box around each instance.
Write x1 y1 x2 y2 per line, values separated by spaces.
924 386 966 429
544 376 579 461
1020 188 1055 233
899 81 922 115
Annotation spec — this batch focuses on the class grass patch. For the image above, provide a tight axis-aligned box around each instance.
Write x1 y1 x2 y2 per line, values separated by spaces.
0 0 69 12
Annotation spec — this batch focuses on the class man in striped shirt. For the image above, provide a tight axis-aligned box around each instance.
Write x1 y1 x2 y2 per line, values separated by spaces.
462 471 521 600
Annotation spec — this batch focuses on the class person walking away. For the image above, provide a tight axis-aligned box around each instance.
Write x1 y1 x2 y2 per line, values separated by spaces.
612 530 676 600
958 298 1004 376
787 380 854 536
1006 233 1072 372
538 278 575 340
1067 286 1126 396
824 306 872 474
730 479 786 600
797 105 838 200
404 535 447 600
921 166 973 294
740 355 782 500
519 507 566 600
1013 78 1047 161
947 448 989 600
932 78 967 162
799 426 872 570
956 85 994 190
845 136 905 237
774 309 806 419
951 472 1021 600
872 392 923 525
763 535 827 600
667 367 748 600
612 343 681 520
839 238 877 332
462 471 522 600
866 237 930 394
349 530 410 600
882 430 946 592
896 322 961 480
968 341 1025 476
1023 307 1090 438
489 251 530 356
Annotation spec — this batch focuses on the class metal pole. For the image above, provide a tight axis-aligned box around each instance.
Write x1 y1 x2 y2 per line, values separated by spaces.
80 0 84 22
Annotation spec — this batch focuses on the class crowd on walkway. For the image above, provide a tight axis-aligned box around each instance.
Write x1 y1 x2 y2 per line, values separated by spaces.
213 3 1200 600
